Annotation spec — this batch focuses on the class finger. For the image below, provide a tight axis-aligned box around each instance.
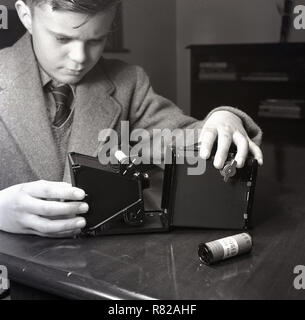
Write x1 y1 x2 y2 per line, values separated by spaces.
233 131 249 168
24 196 89 217
248 140 264 165
23 214 86 234
214 128 232 169
22 180 85 201
199 127 217 159
29 229 82 239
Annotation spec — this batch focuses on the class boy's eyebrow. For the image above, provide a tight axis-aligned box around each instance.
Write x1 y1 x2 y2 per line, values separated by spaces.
47 29 109 41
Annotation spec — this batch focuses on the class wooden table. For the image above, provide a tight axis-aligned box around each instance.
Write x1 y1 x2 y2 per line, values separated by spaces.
1 139 305 299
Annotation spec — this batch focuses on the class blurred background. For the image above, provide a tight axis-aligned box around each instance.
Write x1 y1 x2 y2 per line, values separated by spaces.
1 0 305 110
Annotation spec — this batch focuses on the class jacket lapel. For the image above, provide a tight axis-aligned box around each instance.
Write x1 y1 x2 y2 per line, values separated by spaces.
0 34 62 181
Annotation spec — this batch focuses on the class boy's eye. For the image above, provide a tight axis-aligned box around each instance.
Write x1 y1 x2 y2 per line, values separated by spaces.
56 37 70 43
89 37 107 45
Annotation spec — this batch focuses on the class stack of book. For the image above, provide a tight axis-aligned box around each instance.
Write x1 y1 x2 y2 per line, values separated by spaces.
198 61 237 81
258 99 304 119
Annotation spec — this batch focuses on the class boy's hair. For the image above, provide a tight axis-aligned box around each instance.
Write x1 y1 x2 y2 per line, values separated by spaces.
25 0 120 14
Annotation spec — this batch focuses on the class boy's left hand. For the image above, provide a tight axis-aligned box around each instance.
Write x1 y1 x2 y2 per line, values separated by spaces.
199 110 263 169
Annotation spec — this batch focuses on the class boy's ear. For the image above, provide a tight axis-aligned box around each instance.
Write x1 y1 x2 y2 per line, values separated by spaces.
15 0 33 34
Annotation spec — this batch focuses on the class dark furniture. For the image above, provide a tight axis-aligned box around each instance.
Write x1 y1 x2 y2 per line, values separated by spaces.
188 43 305 121
1 137 305 299
188 43 305 150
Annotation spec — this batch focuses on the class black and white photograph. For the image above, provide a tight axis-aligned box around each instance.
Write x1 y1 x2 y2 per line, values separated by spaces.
0 0 305 305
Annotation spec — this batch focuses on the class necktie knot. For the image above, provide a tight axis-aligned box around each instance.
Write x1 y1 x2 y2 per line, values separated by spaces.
50 84 72 127
51 84 71 106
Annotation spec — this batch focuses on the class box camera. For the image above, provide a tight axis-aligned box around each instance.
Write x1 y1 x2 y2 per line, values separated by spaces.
68 145 258 236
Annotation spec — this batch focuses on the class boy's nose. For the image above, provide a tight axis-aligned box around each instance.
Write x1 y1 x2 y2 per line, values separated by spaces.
68 42 87 65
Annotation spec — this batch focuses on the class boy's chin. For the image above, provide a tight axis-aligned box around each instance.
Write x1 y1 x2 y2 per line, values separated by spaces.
59 74 84 85
52 71 87 85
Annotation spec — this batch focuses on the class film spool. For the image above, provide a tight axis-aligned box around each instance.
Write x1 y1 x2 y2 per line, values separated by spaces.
198 233 253 265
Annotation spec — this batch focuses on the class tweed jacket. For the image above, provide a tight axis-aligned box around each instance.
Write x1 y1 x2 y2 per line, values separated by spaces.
0 33 262 190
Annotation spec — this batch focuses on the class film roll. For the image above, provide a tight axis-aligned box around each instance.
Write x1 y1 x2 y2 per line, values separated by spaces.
198 233 253 265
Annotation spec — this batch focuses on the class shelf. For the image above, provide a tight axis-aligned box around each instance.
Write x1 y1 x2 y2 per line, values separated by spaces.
189 43 305 142
194 79 305 84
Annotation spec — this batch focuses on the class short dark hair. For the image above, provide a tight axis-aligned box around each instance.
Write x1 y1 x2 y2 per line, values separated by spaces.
25 0 120 14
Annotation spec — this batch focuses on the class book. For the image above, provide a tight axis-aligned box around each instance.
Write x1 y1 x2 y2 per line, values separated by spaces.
241 72 289 82
258 99 304 119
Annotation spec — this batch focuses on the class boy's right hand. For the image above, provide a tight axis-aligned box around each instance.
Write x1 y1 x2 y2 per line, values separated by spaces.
0 180 88 238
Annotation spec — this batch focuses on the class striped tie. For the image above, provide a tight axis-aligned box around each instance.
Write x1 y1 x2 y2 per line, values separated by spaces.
50 84 72 127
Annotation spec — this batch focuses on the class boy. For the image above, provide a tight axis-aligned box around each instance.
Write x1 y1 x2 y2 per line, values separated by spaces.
0 0 263 237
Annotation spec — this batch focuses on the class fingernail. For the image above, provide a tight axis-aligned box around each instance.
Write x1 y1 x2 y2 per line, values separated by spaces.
79 203 89 213
235 157 244 168
73 188 85 199
258 158 263 165
200 148 209 159
76 219 86 228
214 157 222 168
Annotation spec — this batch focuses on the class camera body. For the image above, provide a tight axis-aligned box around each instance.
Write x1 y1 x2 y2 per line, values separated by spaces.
68 146 257 236
168 145 257 230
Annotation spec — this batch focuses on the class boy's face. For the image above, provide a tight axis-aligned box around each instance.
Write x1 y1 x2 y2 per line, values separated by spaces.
29 4 115 84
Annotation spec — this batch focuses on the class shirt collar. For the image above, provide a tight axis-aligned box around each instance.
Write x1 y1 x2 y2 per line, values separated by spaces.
39 65 77 96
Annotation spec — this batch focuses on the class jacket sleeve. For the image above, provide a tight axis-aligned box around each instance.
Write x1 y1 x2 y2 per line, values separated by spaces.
129 65 262 145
